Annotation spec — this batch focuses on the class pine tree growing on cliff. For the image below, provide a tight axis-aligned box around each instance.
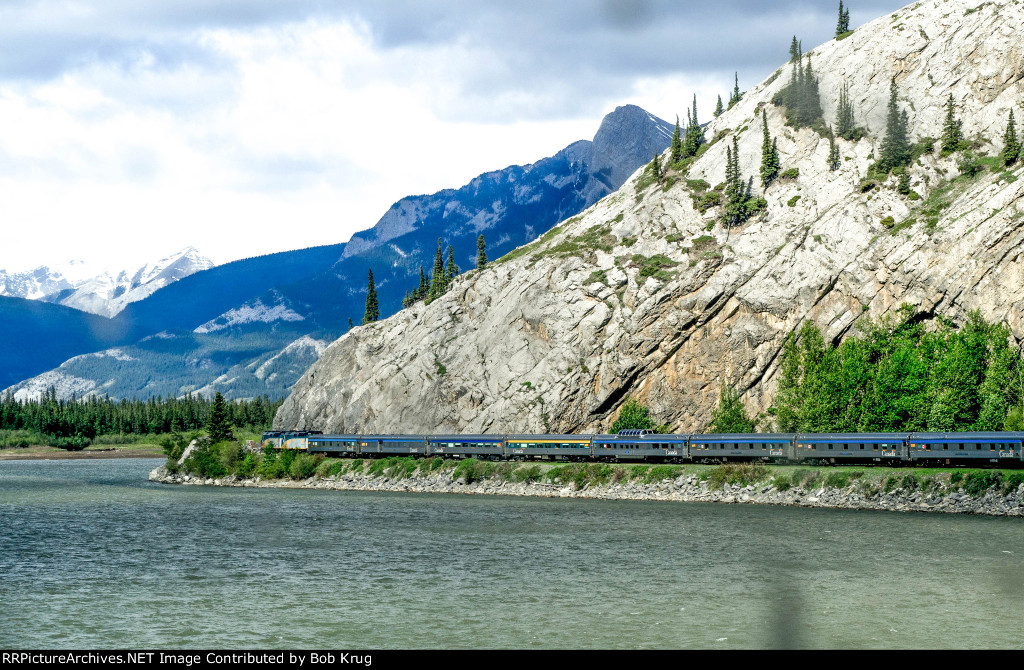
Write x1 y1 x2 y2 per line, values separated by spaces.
879 78 911 173
445 245 458 283
476 234 487 269
789 36 801 63
671 115 683 163
835 81 858 140
1002 109 1021 166
714 95 724 118
429 238 445 299
828 133 841 171
207 392 232 443
836 1 851 37
362 269 379 324
760 109 780 188
729 72 742 108
940 93 965 156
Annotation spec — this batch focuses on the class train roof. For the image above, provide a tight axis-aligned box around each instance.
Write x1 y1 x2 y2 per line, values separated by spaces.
796 433 910 441
309 434 361 440
909 432 1024 441
691 433 796 441
593 433 690 441
505 434 594 440
428 434 505 441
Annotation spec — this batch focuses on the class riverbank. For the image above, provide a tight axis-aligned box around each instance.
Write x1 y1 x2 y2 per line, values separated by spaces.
1 445 164 460
150 458 1024 516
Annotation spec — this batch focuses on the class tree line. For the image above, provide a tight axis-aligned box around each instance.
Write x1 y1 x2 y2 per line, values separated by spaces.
0 389 282 441
708 308 1024 434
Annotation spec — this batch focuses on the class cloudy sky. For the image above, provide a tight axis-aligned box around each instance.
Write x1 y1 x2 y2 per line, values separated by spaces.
0 0 907 272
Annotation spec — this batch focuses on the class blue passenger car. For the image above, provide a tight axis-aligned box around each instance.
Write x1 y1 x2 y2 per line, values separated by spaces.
426 435 505 459
592 433 689 462
689 434 795 462
795 433 909 463
908 432 1024 465
359 435 428 457
505 435 593 461
308 435 361 457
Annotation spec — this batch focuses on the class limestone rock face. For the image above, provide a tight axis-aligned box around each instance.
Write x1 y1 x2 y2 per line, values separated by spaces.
276 0 1024 434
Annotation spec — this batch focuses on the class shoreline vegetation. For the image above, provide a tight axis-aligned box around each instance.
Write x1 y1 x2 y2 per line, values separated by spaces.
151 450 1024 517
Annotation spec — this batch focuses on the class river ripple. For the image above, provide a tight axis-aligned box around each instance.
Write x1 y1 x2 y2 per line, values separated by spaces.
1 458 1022 649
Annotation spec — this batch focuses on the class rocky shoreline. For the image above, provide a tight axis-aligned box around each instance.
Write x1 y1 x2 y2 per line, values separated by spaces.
149 465 1024 517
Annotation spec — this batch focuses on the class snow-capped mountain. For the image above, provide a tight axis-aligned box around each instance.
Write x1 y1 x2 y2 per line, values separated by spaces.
0 247 215 318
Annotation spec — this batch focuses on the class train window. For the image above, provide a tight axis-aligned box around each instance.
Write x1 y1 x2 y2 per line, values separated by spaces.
977 444 982 451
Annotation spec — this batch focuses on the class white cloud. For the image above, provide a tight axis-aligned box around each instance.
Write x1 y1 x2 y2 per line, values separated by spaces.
0 16 600 271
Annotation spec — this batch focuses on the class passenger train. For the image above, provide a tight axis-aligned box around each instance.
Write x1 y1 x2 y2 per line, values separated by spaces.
262 430 1024 467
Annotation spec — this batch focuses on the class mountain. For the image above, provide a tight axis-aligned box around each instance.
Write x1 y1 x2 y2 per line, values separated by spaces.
274 0 1024 434
49 247 215 318
0 247 215 318
7 104 674 401
0 297 131 390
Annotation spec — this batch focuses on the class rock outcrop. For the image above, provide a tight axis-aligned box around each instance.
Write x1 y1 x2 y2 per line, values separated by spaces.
276 0 1024 434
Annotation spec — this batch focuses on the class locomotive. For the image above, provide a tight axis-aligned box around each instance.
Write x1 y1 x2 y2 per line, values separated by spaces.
262 430 1024 467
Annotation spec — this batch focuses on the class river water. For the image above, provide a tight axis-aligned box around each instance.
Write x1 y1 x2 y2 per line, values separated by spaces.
1 458 1022 649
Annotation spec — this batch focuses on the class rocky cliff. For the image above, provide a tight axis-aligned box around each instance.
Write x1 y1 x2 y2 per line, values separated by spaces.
275 0 1024 434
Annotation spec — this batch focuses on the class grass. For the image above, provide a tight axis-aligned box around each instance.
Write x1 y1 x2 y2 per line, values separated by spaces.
631 253 679 281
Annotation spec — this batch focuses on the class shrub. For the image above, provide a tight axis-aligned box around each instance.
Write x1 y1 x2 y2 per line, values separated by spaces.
824 471 850 489
256 452 284 479
787 195 802 207
780 168 800 180
512 465 543 483
696 192 721 213
881 216 895 228
963 471 1002 496
236 453 257 478
289 453 323 480
707 463 769 489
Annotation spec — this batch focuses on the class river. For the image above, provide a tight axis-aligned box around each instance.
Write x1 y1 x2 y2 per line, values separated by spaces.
1 458 1022 649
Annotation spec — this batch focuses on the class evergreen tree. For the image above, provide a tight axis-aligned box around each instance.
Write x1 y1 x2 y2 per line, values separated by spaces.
836 1 851 36
789 35 801 63
1002 109 1020 166
729 72 742 107
710 385 757 433
760 109 779 188
649 152 662 181
879 78 911 173
476 234 487 269
682 95 705 157
206 392 232 442
714 95 724 118
828 132 841 171
800 56 823 126
610 396 655 433
445 245 458 282
724 137 746 226
670 115 683 162
417 266 429 299
429 238 445 299
362 268 379 324
940 93 964 156
836 81 857 140
897 168 911 195
348 318 354 331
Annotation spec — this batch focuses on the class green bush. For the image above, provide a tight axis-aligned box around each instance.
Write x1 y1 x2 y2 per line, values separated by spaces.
708 463 769 489
236 453 256 478
780 168 800 180
289 453 323 480
183 445 227 478
823 471 850 489
963 471 1002 496
512 465 543 483
256 452 284 479
787 195 801 207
